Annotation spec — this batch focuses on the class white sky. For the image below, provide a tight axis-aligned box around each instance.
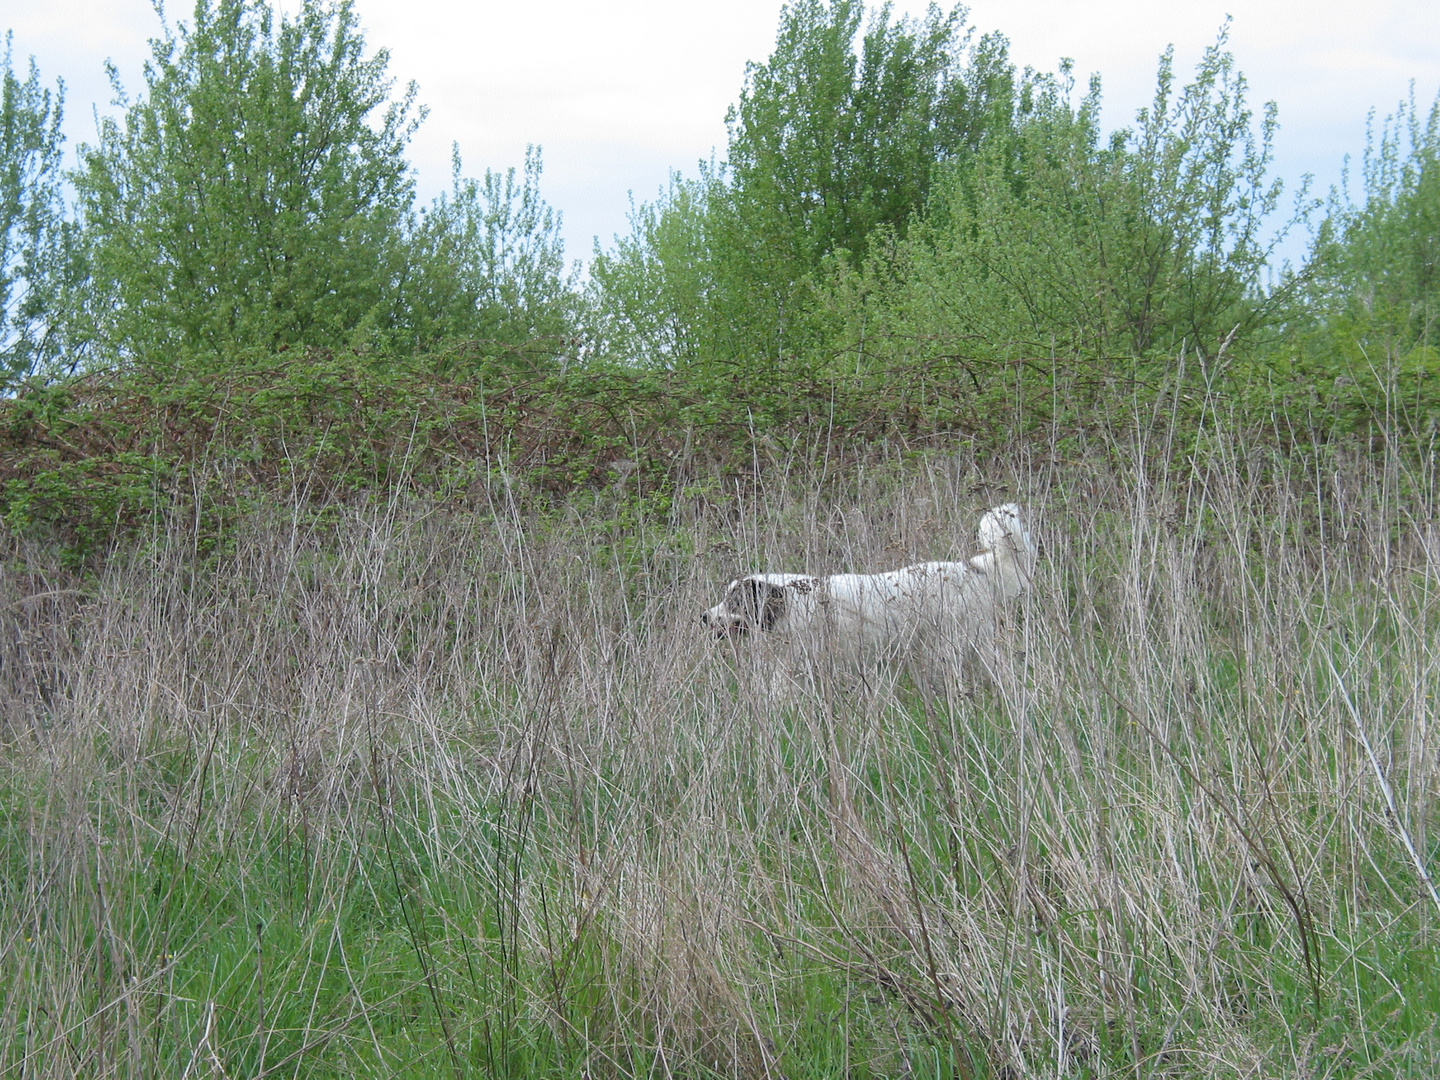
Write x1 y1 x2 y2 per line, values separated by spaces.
6 0 1440 270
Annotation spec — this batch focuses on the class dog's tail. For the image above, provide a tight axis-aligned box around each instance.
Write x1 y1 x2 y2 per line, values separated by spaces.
972 503 1037 595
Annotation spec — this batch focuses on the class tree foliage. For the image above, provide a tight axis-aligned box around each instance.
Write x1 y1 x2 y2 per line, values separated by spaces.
586 173 714 368
72 0 421 367
589 13 1293 383
0 0 1428 495
408 145 577 360
0 36 73 382
1308 86 1440 344
836 27 1290 370
713 0 1016 359
1106 29 1287 356
726 0 1011 267
586 0 1021 368
1267 85 1440 433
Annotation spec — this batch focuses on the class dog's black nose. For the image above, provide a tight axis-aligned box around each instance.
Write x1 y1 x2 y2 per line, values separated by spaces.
699 611 711 626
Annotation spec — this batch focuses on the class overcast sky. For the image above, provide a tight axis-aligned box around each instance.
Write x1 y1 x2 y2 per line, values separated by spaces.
7 0 1440 270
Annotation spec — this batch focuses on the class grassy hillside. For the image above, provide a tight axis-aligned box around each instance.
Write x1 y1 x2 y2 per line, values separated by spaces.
1 410 1436 1078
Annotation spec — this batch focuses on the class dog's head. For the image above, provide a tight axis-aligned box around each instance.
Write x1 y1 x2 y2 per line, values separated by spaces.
700 575 811 638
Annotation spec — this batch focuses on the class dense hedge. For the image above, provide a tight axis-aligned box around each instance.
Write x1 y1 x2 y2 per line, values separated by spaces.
3 338 1431 563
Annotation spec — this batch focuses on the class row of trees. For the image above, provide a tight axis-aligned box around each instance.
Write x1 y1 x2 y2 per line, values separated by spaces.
586 1 1437 395
590 14 1292 373
1 0 1437 395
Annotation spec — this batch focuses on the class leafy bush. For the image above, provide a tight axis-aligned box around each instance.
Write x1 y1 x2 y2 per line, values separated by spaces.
586 174 716 368
0 0 1430 555
588 11 1299 430
1273 85 1440 436
1307 84 1440 340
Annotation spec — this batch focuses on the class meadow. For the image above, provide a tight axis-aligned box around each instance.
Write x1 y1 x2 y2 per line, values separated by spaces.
0 413 1435 1079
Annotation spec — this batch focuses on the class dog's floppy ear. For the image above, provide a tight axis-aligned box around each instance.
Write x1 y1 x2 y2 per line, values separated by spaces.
760 581 788 631
736 578 787 631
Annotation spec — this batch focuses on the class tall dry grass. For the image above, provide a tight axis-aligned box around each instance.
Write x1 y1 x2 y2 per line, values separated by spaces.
0 425 1436 1077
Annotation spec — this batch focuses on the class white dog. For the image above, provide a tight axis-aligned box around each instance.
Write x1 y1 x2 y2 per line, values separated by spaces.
701 503 1036 689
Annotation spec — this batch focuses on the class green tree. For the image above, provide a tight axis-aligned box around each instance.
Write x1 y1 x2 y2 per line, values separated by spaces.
407 145 578 361
726 0 1010 269
0 35 74 382
826 26 1291 377
1280 85 1440 432
1099 28 1286 356
714 0 1015 359
587 0 1019 369
73 0 421 368
585 171 715 367
1308 85 1440 343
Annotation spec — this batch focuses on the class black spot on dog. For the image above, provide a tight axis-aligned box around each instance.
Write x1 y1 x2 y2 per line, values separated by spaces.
729 578 788 632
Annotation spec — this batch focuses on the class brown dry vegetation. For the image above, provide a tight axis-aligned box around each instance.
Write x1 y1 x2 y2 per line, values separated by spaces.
0 419 1437 1077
